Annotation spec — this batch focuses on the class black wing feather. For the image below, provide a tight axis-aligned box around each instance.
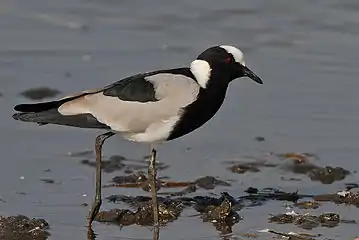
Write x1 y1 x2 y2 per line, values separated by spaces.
103 74 158 102
102 68 195 102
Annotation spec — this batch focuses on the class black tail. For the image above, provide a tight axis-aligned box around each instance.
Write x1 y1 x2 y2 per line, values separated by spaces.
12 96 109 129
14 95 80 113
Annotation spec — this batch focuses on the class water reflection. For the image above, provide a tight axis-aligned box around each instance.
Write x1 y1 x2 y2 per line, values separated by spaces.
87 225 160 240
87 227 96 240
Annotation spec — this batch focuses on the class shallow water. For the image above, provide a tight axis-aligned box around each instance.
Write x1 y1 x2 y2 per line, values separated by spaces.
1 0 359 239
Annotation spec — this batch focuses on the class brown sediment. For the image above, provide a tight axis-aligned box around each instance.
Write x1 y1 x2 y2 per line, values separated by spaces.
253 152 352 184
229 161 277 174
197 192 241 236
0 215 50 240
314 190 359 206
95 199 183 226
269 212 342 229
99 192 240 236
111 171 148 185
294 201 321 209
277 152 319 162
104 173 230 196
307 166 350 184
74 149 357 239
259 229 317 240
195 176 231 189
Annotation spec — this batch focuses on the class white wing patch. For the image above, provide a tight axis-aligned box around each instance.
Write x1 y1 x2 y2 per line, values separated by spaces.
190 60 212 89
220 45 246 66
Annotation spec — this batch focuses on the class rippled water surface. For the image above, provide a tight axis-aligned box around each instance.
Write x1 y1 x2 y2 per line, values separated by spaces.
1 0 359 239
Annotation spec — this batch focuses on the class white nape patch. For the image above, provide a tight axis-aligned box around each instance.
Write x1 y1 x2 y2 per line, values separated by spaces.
190 59 212 88
219 45 246 66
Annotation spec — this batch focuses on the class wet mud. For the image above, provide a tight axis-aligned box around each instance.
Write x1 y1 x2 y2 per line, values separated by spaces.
6 149 359 239
278 152 351 184
100 184 358 239
100 192 240 236
228 161 277 174
269 212 341 229
294 201 321 209
259 229 318 240
96 198 183 226
80 154 169 174
227 152 351 184
80 151 359 240
314 190 359 206
0 215 49 240
104 172 231 195
104 188 304 225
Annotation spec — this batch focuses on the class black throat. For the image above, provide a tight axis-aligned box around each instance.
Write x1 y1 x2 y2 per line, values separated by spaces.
167 71 230 140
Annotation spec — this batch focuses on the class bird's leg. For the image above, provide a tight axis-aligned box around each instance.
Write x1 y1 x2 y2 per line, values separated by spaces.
88 131 115 226
148 148 159 226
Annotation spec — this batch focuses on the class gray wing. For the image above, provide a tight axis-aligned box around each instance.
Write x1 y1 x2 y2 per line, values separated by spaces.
58 71 200 140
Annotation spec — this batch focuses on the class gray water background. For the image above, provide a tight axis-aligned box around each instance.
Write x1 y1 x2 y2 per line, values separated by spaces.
1 0 359 239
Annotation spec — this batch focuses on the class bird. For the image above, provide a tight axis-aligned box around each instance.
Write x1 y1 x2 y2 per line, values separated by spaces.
12 45 263 228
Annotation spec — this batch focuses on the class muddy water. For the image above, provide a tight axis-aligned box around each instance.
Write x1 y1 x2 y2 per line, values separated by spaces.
1 0 359 239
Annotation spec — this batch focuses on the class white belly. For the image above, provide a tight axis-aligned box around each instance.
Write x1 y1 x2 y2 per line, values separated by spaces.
119 115 180 143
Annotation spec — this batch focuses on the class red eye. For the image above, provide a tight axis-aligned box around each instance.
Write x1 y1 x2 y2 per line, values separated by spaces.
225 57 232 63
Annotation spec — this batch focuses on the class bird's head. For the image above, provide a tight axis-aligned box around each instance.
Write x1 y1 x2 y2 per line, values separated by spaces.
190 45 263 88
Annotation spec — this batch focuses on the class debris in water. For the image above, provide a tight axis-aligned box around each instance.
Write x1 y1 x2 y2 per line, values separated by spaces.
258 228 317 240
81 157 125 173
105 174 230 195
96 199 183 226
277 152 318 162
254 136 265 142
314 190 359 206
195 176 231 189
278 152 350 184
294 201 321 209
308 166 350 184
111 171 148 185
19 87 61 100
0 215 50 240
198 192 241 223
269 212 340 229
40 179 56 184
229 160 277 174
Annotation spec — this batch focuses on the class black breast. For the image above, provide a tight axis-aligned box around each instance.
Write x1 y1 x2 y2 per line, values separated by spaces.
167 84 228 140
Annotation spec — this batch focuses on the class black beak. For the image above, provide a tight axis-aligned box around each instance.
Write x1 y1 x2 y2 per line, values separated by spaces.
243 66 263 84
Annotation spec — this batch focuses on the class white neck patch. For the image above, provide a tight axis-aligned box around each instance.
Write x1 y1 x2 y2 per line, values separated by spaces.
220 45 246 66
190 59 212 89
